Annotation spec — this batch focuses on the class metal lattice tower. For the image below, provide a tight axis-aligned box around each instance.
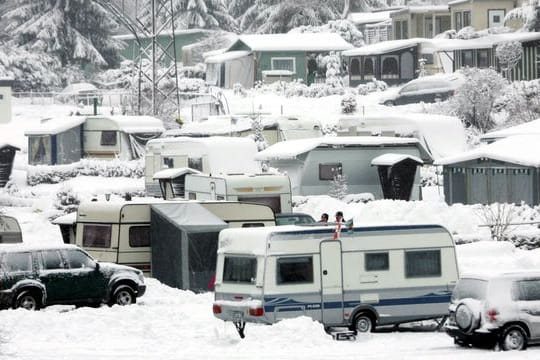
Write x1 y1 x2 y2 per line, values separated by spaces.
96 0 180 116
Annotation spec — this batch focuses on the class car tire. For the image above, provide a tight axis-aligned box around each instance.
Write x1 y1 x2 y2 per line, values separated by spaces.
455 302 479 334
15 290 41 311
383 100 395 106
110 285 136 306
500 325 527 351
354 313 374 333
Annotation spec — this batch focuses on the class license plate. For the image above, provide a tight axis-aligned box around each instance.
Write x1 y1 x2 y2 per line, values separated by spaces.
232 311 244 322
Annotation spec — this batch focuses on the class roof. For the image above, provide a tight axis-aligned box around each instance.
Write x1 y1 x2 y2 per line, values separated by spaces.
51 212 77 225
391 5 449 16
435 134 540 167
86 115 165 134
24 116 87 136
434 32 540 51
151 203 227 232
61 82 98 94
153 167 201 180
228 33 354 52
371 153 423 166
0 243 80 253
448 0 470 5
343 38 425 56
254 136 427 161
204 50 251 64
347 11 394 25
481 118 540 142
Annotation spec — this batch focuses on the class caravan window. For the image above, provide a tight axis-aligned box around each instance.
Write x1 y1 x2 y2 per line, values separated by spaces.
82 224 112 248
365 252 389 271
100 131 117 146
188 157 203 171
129 226 150 247
223 256 257 283
405 250 441 278
319 163 342 181
277 256 313 285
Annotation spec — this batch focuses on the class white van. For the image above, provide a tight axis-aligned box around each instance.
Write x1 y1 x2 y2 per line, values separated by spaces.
213 224 459 337
185 173 292 214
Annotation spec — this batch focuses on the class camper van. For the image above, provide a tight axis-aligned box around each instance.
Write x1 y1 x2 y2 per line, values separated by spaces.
184 173 292 214
67 199 275 278
144 136 260 196
213 224 459 337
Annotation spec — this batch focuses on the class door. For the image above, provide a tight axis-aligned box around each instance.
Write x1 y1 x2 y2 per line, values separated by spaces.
62 249 107 301
320 241 344 325
39 250 74 302
488 10 505 28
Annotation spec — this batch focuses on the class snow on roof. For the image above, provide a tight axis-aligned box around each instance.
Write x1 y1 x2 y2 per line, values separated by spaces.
448 0 470 5
51 212 77 225
153 167 201 180
0 243 79 253
343 38 426 56
113 28 210 41
0 142 20 149
391 5 449 16
24 116 87 136
61 82 98 94
87 115 165 134
434 32 540 51
435 134 540 167
371 153 423 166
254 136 422 161
347 11 394 25
481 118 540 141
230 33 354 52
204 50 251 64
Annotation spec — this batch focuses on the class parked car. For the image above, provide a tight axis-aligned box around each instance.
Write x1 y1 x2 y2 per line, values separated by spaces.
274 212 316 226
0 244 146 310
379 73 465 106
445 271 540 350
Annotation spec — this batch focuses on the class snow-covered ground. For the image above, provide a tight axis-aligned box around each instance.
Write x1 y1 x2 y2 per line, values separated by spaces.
1 94 540 358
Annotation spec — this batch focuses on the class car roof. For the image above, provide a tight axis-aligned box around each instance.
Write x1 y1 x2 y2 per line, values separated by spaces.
0 243 80 253
404 73 464 86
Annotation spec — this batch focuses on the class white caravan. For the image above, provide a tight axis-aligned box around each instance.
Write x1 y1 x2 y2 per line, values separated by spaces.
144 136 260 196
69 199 275 274
213 224 459 337
184 173 292 214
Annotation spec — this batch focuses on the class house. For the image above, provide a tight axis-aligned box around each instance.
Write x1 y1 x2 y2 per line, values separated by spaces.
25 115 164 165
390 6 451 40
204 33 354 88
254 136 433 199
433 32 540 81
435 134 540 205
0 78 12 124
347 10 398 44
449 0 518 31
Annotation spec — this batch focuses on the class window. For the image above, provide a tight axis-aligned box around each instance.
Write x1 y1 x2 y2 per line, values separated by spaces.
82 224 112 248
319 163 342 181
350 59 360 76
65 250 95 269
223 256 257 283
461 50 474 67
41 250 64 270
241 223 265 228
463 11 471 27
514 279 540 301
365 252 389 271
364 58 374 79
4 252 32 272
488 10 505 28
451 279 488 301
381 57 398 79
277 256 313 284
271 57 295 73
394 21 402 39
405 250 441 278
129 226 150 247
29 136 51 165
188 157 203 171
163 157 174 168
100 131 117 146
402 20 408 39
424 17 433 37
477 49 489 68
455 12 462 31
188 192 196 200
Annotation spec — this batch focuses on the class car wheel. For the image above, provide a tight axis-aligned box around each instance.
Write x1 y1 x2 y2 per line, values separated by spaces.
500 325 527 351
383 100 395 106
15 290 41 311
354 313 374 333
110 285 136 306
455 302 479 334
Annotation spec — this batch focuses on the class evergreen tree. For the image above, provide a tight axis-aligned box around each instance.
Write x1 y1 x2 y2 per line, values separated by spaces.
329 174 348 200
3 0 123 68
166 0 238 32
325 52 342 87
228 0 255 19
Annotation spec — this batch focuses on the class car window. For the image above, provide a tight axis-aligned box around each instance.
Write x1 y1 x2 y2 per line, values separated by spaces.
4 252 32 272
41 250 64 270
452 278 488 301
514 279 540 301
65 250 95 269
400 83 420 94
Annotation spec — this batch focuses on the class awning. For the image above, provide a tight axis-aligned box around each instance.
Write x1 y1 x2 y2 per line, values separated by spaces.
153 167 201 180
371 153 423 166
51 212 77 225
151 203 227 232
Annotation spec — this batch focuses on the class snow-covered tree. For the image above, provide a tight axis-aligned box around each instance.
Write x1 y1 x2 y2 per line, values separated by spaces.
228 0 255 19
505 1 540 31
494 79 540 125
329 174 348 200
495 41 523 79
250 115 268 150
325 52 342 87
450 68 508 132
417 58 427 77
290 19 363 47
3 1 123 68
341 92 357 113
157 0 238 32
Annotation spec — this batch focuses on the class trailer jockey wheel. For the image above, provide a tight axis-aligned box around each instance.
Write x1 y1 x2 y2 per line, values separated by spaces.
234 320 246 339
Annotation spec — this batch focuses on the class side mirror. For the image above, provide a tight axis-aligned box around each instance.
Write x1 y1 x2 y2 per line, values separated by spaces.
94 262 100 271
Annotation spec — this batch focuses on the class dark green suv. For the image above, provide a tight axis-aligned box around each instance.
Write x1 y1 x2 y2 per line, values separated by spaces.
0 244 146 310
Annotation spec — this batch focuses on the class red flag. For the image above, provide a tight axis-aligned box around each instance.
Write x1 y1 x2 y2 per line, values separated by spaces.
334 221 342 240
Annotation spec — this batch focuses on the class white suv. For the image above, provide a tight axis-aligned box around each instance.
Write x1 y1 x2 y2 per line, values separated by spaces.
445 271 540 351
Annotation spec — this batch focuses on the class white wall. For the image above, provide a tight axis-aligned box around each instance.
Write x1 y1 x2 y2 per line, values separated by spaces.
0 81 13 124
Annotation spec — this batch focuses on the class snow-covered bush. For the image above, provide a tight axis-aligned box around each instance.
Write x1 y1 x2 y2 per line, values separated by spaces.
254 79 345 98
249 116 269 151
321 123 338 136
341 92 357 114
54 186 80 214
178 63 206 79
495 41 523 78
233 83 247 97
456 26 480 39
356 78 388 95
343 193 374 204
493 79 540 125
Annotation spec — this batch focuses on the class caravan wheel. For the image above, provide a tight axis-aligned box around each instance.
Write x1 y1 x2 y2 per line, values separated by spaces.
354 313 374 333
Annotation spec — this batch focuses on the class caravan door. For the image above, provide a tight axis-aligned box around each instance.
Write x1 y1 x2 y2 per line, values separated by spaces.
320 240 344 325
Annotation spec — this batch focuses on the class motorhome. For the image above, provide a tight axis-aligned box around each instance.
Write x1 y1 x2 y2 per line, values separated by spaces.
144 136 260 196
184 173 292 214
213 224 459 337
60 199 275 280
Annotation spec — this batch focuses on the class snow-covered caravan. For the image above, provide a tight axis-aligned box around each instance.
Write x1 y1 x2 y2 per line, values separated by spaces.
213 224 459 337
67 199 275 278
144 136 260 196
184 173 292 214
254 136 432 198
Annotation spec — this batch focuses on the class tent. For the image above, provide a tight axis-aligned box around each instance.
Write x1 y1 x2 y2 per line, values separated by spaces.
150 203 228 292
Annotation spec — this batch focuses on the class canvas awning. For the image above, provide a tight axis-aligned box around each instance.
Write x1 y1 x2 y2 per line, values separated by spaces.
153 167 201 180
51 212 77 225
150 203 227 232
371 153 423 166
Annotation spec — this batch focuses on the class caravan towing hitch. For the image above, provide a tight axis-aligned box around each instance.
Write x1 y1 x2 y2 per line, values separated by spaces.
234 320 246 339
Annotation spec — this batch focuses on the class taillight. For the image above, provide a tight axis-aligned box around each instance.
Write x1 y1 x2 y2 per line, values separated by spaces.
213 304 222 314
487 308 498 322
249 306 264 317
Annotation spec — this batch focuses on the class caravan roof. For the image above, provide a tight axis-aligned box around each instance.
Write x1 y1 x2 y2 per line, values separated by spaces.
84 115 165 134
229 33 354 52
24 116 86 136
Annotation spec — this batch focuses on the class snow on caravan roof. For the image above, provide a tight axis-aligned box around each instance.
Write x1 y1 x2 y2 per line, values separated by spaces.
481 118 540 142
435 134 540 167
205 50 251 64
230 33 354 52
433 32 540 51
254 136 430 161
347 11 395 25
343 38 426 56
24 116 87 135
86 115 165 134
371 153 423 166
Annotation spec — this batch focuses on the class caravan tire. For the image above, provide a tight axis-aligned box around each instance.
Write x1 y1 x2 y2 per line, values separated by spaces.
354 313 374 333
